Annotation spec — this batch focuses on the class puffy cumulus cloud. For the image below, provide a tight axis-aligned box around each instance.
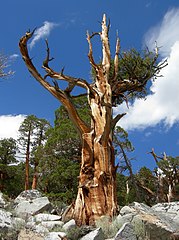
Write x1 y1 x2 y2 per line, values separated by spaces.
0 115 26 139
144 8 179 58
114 8 179 131
29 21 59 49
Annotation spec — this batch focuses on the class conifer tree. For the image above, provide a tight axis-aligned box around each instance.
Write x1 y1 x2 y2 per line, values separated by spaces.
19 14 166 225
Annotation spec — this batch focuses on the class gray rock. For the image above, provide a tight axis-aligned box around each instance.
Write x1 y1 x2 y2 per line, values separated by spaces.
116 202 179 239
34 213 62 222
0 209 12 229
14 190 43 204
29 213 64 231
115 213 135 226
129 202 151 213
120 202 151 216
0 192 6 208
151 202 179 214
133 212 177 240
44 231 67 240
80 227 104 240
12 217 26 230
63 219 76 231
15 196 51 218
40 220 64 230
120 206 136 215
26 213 64 233
26 220 36 229
25 220 49 234
0 210 26 239
18 229 44 240
114 222 137 240
35 224 49 234
173 214 179 225
2 195 179 240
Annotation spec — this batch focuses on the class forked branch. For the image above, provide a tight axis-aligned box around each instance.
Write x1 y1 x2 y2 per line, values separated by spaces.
112 113 126 130
42 43 90 91
112 36 120 82
86 31 99 71
43 39 54 68
19 29 90 135
148 148 164 163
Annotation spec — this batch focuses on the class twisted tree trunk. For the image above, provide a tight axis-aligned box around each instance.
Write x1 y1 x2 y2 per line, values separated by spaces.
74 136 117 225
73 88 117 225
72 16 118 224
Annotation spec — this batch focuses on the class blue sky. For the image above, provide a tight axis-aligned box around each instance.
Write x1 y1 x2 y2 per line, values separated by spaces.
0 0 179 172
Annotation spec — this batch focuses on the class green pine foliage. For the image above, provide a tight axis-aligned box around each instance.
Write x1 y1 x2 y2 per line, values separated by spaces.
0 138 20 196
0 138 17 165
36 97 89 203
38 156 80 204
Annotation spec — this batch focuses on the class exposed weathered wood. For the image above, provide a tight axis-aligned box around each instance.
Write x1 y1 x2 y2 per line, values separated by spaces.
71 14 119 225
112 36 120 82
19 32 90 136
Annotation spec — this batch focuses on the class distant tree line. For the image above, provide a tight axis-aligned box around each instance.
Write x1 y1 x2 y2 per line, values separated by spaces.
0 96 178 206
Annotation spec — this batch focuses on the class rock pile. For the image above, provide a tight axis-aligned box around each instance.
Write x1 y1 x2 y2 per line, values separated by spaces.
0 190 179 240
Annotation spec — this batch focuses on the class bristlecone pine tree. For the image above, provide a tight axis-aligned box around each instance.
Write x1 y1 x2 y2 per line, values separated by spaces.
19 14 166 225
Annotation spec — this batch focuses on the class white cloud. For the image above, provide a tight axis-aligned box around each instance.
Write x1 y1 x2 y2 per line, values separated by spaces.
114 8 179 131
29 21 59 49
9 54 19 59
0 115 26 140
144 8 179 58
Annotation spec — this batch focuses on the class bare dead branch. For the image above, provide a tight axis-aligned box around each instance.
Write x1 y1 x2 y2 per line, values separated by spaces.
112 37 120 82
52 79 61 92
100 14 111 74
64 82 76 94
111 113 126 130
137 180 156 196
86 31 99 70
40 41 92 93
59 67 97 97
42 62 90 91
90 32 100 38
19 30 90 135
148 148 164 163
43 39 54 68
19 30 59 96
